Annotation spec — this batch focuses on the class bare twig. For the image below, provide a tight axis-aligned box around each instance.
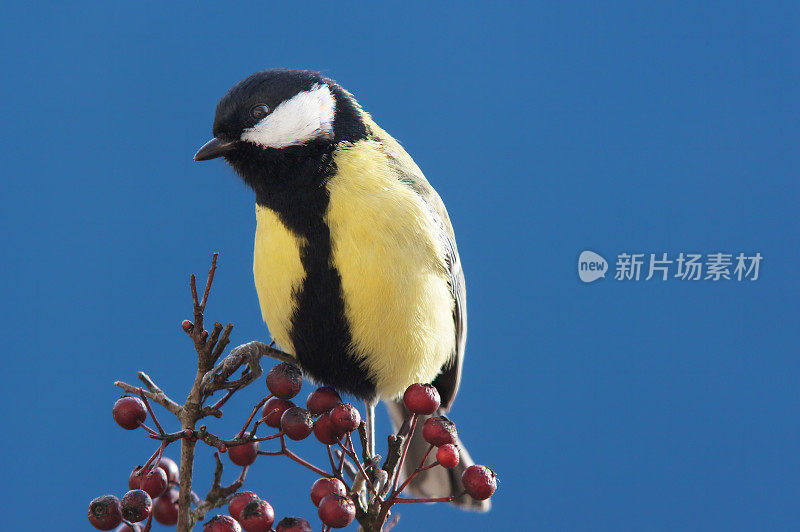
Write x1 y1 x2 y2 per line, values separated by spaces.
256 434 334 479
381 434 405 491
391 415 418 493
195 425 228 452
235 396 271 440
137 388 166 436
114 380 182 416
335 449 358 481
177 253 222 532
190 452 248 525
139 372 182 415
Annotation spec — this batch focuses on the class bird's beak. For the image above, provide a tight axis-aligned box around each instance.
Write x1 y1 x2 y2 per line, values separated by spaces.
193 137 237 161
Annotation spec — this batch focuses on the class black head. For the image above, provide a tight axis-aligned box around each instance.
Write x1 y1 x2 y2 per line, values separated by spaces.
194 69 368 179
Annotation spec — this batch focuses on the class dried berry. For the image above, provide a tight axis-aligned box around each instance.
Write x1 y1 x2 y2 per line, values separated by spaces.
157 456 180 484
261 397 295 428
275 517 312 532
140 466 168 498
329 403 361 433
153 488 179 525
313 413 343 445
318 494 355 528
280 407 314 441
203 515 242 532
403 383 441 415
310 478 347 507
266 363 303 400
128 466 144 490
306 387 341 415
115 524 141 532
461 465 497 500
88 495 122 530
120 489 153 523
113 396 147 430
239 499 275 532
436 443 460 469
422 416 457 447
228 491 259 522
229 441 260 467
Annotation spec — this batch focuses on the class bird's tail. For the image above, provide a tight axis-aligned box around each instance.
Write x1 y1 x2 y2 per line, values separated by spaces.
385 399 490 512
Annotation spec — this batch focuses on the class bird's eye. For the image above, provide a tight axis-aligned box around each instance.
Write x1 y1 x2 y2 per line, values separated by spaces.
250 104 269 121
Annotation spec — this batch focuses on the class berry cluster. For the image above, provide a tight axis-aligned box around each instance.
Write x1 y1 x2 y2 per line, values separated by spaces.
88 454 179 531
89 256 496 531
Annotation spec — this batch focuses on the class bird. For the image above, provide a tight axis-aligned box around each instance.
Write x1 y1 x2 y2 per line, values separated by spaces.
194 68 486 510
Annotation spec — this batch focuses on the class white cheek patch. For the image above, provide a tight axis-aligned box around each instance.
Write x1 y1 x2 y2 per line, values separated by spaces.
241 84 336 148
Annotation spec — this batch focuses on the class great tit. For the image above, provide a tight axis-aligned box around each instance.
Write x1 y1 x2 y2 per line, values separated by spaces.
194 69 485 510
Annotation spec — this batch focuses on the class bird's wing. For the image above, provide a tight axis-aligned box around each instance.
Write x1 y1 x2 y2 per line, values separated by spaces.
433 222 466 411
365 118 466 410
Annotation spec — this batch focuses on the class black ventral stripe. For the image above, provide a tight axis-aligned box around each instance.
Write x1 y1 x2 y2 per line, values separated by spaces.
237 141 376 401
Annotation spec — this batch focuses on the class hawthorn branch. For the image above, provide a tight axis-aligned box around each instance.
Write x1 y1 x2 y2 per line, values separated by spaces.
138 372 182 415
190 452 249 525
177 253 225 532
114 379 182 417
195 425 228 452
381 434 405 495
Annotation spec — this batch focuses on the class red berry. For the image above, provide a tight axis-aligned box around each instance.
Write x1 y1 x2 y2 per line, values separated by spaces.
158 456 180 483
203 515 242 532
306 387 341 415
228 491 259 522
275 517 312 532
422 416 457 447
181 320 193 332
129 466 144 490
266 363 303 400
329 403 361 433
229 440 259 467
115 524 141 532
280 406 314 441
310 478 347 507
318 494 355 528
88 495 123 530
461 465 497 501
131 461 172 491
113 396 147 430
262 397 295 428
153 488 179 525
403 383 441 415
239 499 275 532
313 413 343 445
436 443 460 469
140 466 168 498
121 489 153 523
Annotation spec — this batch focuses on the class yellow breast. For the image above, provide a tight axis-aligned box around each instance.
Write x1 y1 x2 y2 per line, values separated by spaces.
325 140 456 399
253 205 306 356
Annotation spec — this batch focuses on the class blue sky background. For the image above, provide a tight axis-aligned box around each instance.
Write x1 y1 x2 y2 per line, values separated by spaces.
1 3 798 531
